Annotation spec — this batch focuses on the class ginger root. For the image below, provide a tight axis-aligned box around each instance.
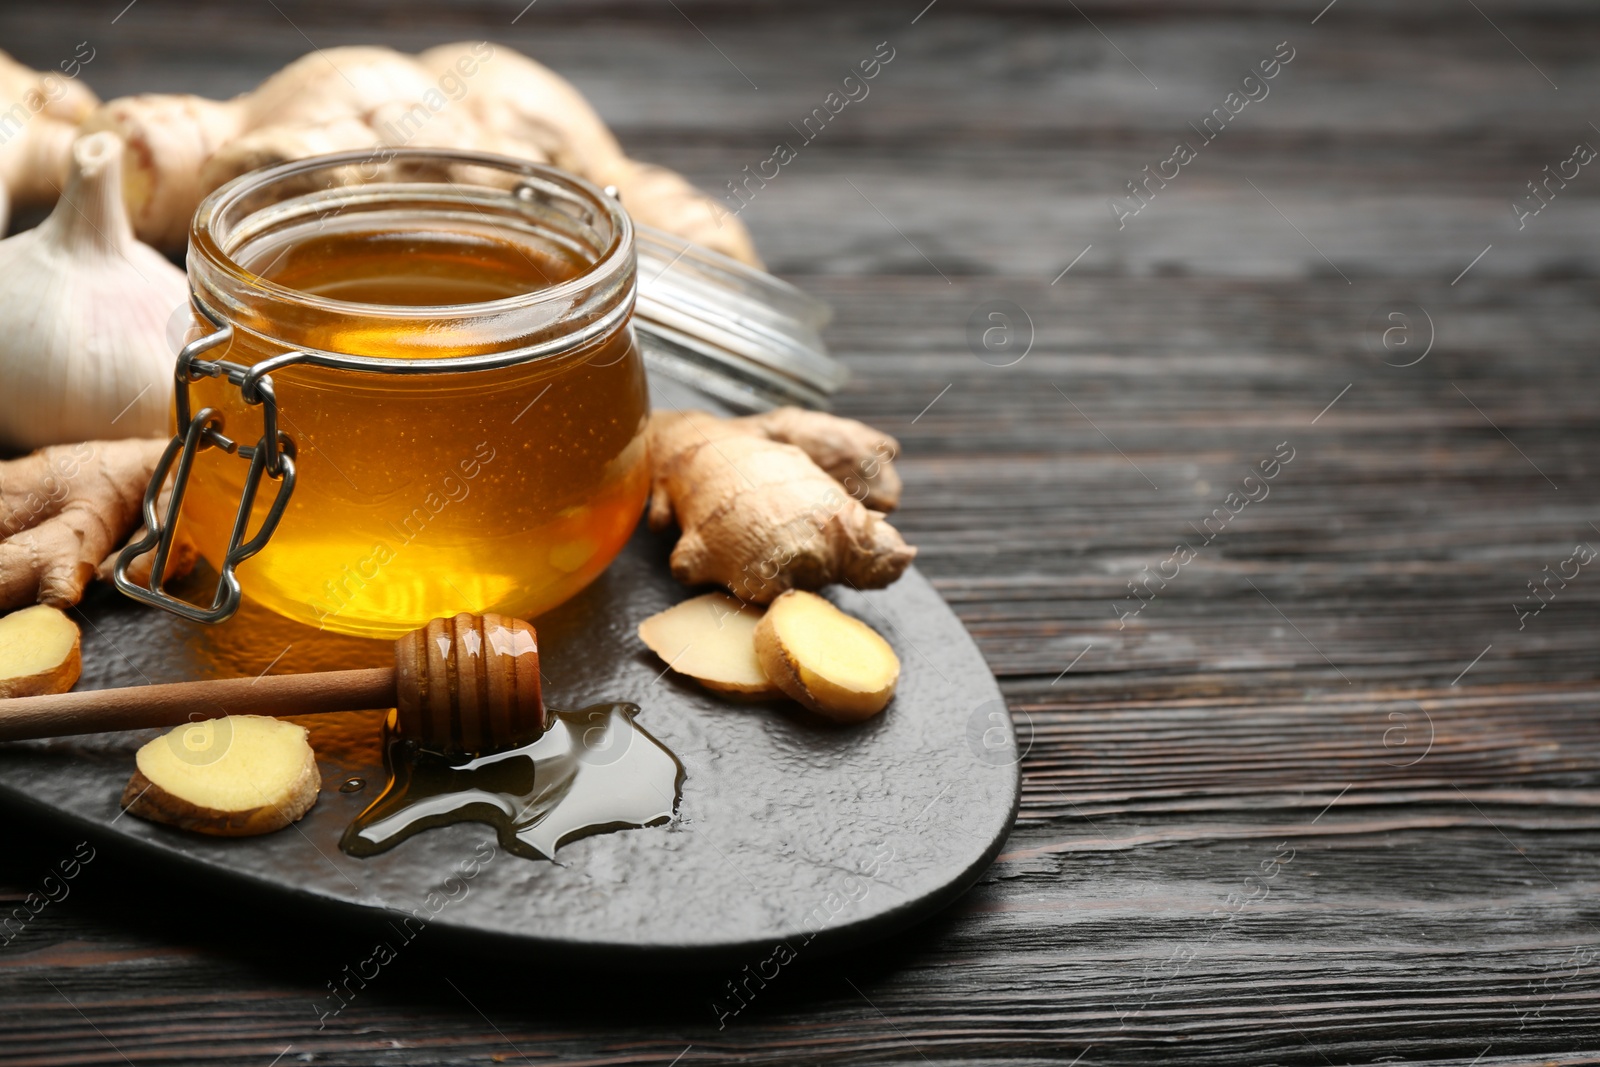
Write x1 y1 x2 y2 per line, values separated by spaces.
647 408 914 603
121 715 320 837
637 592 780 699
0 604 81 698
736 406 902 512
754 590 900 721
79 43 759 265
0 50 99 233
0 438 197 611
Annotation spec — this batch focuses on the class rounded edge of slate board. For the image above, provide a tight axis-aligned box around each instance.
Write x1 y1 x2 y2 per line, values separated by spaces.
0 530 1020 966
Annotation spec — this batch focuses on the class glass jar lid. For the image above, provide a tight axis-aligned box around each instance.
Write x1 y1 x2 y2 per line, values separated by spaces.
632 224 845 412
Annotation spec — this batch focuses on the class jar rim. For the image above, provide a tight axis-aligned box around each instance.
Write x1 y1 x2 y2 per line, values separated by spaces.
188 149 635 366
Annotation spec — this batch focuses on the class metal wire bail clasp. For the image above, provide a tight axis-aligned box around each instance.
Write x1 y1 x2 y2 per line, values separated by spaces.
113 301 299 624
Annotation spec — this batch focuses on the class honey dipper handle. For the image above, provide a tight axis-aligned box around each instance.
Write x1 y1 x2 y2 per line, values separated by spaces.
0 668 397 743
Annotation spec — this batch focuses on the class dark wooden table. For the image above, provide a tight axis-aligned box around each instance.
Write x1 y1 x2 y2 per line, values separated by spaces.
3 1 1599 1063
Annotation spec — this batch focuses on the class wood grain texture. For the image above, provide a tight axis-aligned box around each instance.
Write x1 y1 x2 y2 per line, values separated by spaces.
2 0 1599 1064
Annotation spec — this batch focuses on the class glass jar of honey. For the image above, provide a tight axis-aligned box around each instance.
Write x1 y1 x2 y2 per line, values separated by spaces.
118 151 650 638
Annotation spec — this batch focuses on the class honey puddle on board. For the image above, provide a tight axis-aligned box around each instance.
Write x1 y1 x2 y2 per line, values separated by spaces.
340 704 684 860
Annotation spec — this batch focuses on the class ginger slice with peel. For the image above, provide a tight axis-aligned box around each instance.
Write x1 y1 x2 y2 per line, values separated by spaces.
121 715 320 837
753 590 900 722
0 604 81 698
638 592 781 699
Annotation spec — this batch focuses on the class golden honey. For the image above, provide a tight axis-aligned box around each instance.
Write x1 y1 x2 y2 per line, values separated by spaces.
182 154 648 638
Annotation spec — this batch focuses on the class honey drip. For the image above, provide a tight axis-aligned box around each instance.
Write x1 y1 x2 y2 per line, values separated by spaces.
340 704 683 860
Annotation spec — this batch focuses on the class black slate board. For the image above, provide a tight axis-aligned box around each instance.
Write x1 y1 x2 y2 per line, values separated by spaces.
0 524 1017 965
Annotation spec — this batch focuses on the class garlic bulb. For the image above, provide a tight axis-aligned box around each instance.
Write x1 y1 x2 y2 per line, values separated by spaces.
0 131 187 450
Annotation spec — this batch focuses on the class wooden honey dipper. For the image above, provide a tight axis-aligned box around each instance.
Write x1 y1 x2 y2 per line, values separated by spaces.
0 613 544 754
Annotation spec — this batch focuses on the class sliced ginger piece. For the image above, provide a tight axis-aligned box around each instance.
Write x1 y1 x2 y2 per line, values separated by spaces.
753 590 900 722
638 592 780 699
121 715 319 837
0 604 81 698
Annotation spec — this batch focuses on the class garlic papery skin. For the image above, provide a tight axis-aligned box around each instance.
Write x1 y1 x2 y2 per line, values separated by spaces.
0 131 188 450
